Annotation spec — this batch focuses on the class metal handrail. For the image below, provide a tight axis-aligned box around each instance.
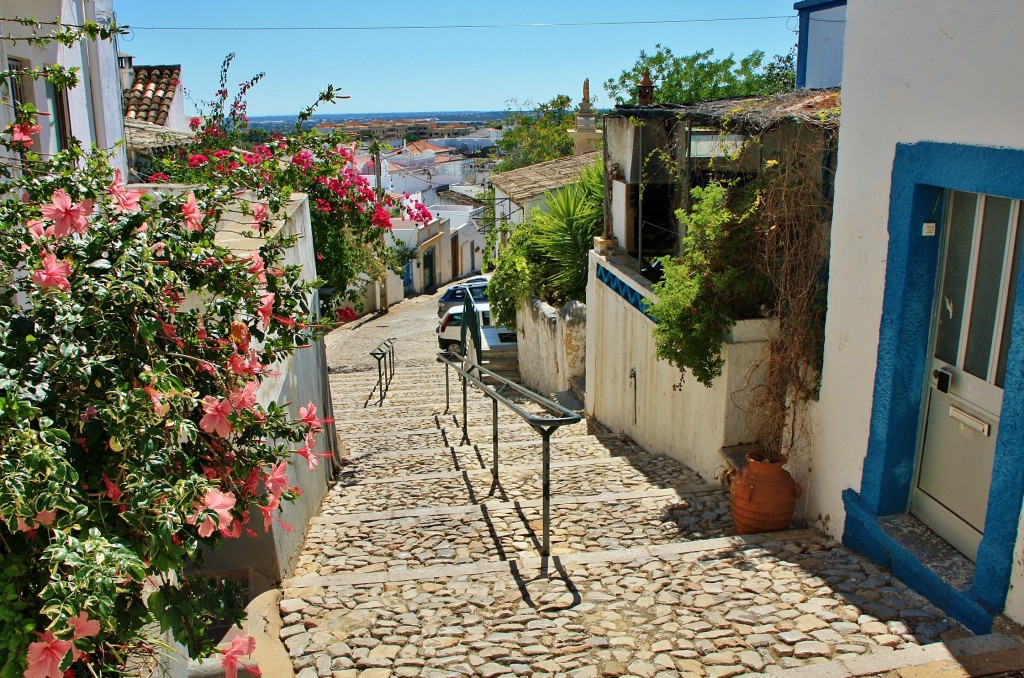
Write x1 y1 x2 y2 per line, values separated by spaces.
438 350 581 559
366 338 396 407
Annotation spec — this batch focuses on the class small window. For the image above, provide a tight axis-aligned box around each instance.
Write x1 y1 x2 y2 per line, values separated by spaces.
482 311 491 326
43 80 71 153
448 312 463 326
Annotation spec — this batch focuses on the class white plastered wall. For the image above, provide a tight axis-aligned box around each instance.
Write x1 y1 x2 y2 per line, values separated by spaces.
806 0 1024 620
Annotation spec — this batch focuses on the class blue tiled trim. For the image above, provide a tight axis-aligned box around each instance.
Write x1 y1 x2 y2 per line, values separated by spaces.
596 263 654 322
845 141 1024 628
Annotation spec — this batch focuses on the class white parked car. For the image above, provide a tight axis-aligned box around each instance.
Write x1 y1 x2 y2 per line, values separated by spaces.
436 301 515 354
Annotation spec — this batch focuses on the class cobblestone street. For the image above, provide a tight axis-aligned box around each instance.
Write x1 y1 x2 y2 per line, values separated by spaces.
277 289 993 677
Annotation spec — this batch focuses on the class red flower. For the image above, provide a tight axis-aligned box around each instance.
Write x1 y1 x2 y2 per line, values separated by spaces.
220 635 258 678
187 489 235 538
336 306 358 323
372 204 393 230
189 117 202 130
291 150 313 170
187 154 209 168
211 149 232 159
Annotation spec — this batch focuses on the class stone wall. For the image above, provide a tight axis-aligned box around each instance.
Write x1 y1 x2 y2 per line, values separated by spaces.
516 297 587 400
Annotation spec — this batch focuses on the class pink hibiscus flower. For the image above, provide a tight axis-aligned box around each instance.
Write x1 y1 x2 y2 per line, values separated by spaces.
30 253 72 292
69 612 100 640
102 473 123 502
182 191 203 232
221 635 258 678
24 630 72 678
228 381 259 412
143 386 170 417
257 293 274 328
265 461 290 500
199 396 233 438
188 489 236 538
299 401 321 430
251 202 269 225
40 189 93 238
108 168 144 213
248 250 267 283
295 431 325 471
10 120 41 147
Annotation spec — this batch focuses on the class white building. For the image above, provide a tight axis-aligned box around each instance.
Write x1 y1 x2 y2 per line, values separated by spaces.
0 0 126 172
809 0 1024 632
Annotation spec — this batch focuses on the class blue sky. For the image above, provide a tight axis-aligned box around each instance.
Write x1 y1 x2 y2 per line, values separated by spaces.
114 1 801 116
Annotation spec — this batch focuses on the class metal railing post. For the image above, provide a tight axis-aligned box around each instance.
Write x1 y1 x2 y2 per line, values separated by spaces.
376 354 385 406
461 370 469 445
491 395 499 486
435 350 581 562
541 428 552 560
444 362 450 414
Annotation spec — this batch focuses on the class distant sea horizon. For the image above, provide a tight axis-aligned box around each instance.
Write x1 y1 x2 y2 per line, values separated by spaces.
249 110 506 126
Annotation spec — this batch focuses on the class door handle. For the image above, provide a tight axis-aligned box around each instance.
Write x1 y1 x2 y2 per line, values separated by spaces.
948 405 991 436
933 368 951 393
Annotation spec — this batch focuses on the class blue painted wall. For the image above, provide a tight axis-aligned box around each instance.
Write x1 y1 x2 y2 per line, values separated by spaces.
846 141 1024 626
794 0 847 89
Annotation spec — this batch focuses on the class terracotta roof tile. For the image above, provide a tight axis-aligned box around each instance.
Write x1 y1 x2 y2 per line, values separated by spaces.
489 151 600 204
122 65 181 127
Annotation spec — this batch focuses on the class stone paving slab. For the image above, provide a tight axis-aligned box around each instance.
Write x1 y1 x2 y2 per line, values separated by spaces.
292 488 731 579
323 455 715 516
280 537 964 676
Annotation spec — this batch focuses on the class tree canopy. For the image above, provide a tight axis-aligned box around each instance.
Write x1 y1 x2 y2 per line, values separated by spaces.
494 95 576 173
605 45 796 106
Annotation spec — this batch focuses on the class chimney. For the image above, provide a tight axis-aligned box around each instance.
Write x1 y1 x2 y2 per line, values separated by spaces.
118 52 135 92
568 78 602 155
637 68 654 105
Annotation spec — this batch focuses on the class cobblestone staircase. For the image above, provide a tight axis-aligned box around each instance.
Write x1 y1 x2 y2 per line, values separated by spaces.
274 353 992 678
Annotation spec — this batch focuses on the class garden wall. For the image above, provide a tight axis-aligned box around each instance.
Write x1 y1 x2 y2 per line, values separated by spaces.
515 297 586 401
585 250 775 483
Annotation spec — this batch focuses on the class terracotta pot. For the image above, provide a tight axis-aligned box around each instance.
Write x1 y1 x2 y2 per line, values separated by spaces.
730 453 802 535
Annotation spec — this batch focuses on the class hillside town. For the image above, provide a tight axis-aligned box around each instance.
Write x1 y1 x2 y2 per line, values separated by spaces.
3 1 1024 678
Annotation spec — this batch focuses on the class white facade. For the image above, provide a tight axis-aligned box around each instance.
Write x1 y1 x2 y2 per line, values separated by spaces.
430 204 486 279
796 0 847 89
0 0 126 173
811 0 1024 627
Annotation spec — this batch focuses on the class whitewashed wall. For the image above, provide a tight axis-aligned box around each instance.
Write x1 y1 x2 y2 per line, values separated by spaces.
807 0 1024 619
516 298 586 400
585 252 774 483
0 0 126 173
802 4 846 89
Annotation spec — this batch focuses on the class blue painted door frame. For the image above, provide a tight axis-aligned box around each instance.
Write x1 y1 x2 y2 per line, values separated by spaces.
846 142 1024 626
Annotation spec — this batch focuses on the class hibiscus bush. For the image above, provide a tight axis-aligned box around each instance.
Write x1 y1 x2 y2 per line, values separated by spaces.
152 55 432 313
0 32 333 678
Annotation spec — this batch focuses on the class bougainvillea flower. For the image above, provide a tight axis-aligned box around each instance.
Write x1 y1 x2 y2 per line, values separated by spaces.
199 396 233 438
257 293 274 328
108 168 144 213
148 172 170 182
228 381 259 412
371 204 393 230
41 189 93 238
188 489 236 538
24 630 72 678
336 306 358 323
291 150 313 170
182 191 203 232
31 253 72 291
10 120 41 147
187 153 209 168
220 634 257 678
